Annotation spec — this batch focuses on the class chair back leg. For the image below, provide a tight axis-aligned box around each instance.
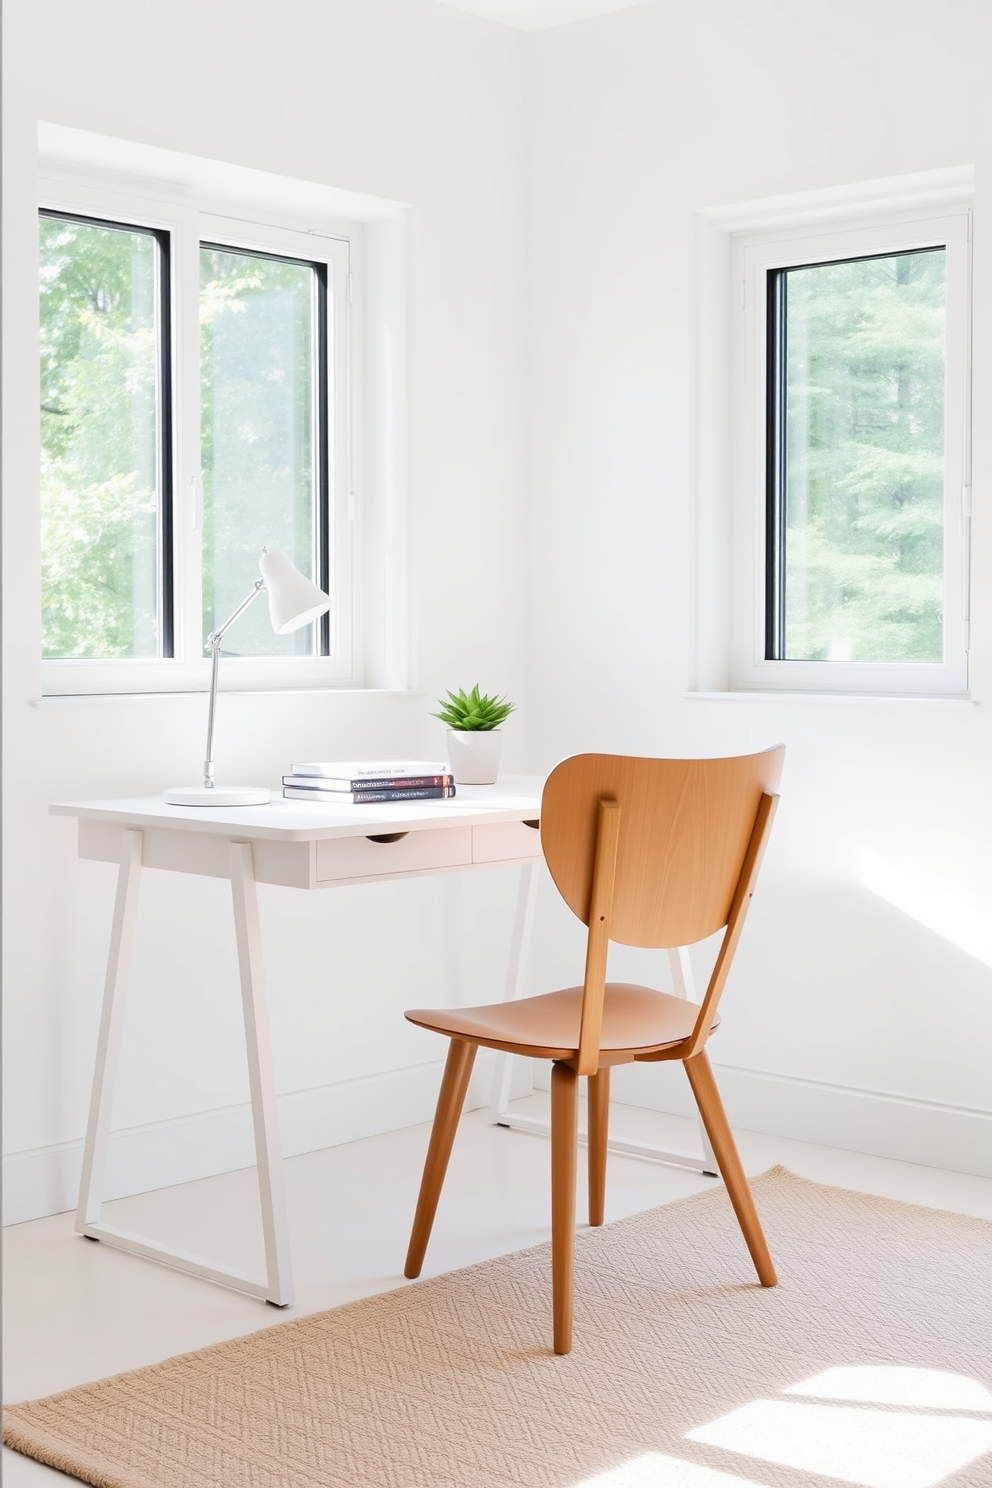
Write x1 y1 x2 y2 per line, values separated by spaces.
551 1059 579 1354
587 1066 610 1227
683 1049 777 1286
405 1038 478 1279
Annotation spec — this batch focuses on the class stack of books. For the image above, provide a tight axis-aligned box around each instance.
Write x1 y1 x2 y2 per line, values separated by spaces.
283 761 456 804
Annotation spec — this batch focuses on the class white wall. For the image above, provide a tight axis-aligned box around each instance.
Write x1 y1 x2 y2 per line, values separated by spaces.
524 0 992 1174
2 0 533 1222
5 0 991 1228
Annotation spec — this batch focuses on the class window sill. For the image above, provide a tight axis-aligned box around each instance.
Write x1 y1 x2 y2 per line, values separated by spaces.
684 691 978 706
32 688 424 708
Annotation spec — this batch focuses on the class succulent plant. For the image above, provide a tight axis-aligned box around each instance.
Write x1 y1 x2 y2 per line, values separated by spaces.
431 684 516 732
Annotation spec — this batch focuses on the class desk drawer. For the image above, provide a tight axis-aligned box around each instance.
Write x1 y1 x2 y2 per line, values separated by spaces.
472 819 542 864
315 826 472 883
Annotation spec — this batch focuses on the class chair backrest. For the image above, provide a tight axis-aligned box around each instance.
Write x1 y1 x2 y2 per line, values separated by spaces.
540 749 785 1073
541 749 784 947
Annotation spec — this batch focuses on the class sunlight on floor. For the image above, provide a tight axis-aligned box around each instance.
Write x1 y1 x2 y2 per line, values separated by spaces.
688 1399 992 1488
687 1366 992 1488
574 1453 771 1487
574 1365 992 1488
784 1365 992 1411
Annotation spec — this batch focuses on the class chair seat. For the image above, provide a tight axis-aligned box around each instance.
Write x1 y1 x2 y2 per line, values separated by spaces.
405 983 714 1062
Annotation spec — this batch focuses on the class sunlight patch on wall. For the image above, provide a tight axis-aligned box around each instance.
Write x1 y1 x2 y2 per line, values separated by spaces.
861 851 992 967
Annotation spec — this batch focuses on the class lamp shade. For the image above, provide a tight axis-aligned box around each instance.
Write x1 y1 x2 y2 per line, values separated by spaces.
259 549 331 634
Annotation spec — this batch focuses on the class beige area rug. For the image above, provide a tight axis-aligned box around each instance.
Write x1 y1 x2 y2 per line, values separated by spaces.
5 1168 992 1488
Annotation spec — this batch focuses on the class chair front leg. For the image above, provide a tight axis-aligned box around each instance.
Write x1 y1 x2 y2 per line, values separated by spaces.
551 1059 579 1354
405 1038 478 1279
587 1065 610 1227
683 1049 777 1287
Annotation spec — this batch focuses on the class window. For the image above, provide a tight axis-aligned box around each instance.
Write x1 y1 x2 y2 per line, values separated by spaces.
694 173 972 698
39 176 354 694
765 246 948 668
199 243 329 659
40 212 172 661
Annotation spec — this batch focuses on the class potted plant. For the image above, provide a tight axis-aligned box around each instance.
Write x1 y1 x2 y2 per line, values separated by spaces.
432 685 515 785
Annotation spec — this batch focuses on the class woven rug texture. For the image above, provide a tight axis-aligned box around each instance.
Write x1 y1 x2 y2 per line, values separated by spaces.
4 1167 992 1488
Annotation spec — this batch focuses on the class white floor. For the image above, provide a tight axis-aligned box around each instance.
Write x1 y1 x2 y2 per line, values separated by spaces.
5 1094 992 1485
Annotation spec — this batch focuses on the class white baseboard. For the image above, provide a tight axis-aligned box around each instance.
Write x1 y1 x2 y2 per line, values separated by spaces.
534 1060 992 1180
2 1052 532 1227
9 1054 988 1227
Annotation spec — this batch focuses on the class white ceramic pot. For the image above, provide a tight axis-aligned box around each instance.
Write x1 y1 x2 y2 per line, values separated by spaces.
446 729 502 785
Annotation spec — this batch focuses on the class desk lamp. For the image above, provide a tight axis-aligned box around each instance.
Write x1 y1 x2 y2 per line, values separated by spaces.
164 549 331 807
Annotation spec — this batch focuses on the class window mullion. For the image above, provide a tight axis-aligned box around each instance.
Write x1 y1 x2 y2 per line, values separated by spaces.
156 228 176 659
764 268 786 661
329 240 355 674
315 261 331 657
174 206 206 677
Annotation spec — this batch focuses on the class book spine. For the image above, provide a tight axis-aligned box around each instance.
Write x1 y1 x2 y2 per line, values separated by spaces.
283 785 457 803
282 775 453 791
350 785 456 802
290 763 448 780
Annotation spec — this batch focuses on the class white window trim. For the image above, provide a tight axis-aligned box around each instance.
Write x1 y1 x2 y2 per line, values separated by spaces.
693 167 974 699
37 160 360 696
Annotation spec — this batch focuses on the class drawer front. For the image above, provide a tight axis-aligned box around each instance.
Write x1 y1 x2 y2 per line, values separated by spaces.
316 826 472 883
472 820 543 865
76 821 315 887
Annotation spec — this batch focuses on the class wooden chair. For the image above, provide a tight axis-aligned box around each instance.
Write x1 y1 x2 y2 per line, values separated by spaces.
404 747 785 1354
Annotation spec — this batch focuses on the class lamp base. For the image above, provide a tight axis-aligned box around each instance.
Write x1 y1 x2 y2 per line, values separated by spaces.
163 785 271 807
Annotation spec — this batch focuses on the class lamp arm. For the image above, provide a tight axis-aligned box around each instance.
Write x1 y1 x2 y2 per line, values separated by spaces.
203 579 265 790
208 578 266 650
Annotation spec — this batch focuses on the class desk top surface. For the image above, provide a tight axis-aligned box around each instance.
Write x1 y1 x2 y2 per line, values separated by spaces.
51 776 545 843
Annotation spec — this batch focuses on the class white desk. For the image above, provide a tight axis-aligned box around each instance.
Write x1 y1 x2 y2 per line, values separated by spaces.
53 776 716 1306
52 780 545 1307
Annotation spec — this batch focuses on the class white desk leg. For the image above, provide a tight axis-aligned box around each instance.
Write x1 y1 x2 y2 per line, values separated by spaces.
488 861 540 1124
77 835 295 1305
76 830 144 1231
229 842 295 1307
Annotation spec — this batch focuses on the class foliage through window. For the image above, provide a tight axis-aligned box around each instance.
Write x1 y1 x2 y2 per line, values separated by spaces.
200 245 326 659
40 213 171 660
766 248 946 665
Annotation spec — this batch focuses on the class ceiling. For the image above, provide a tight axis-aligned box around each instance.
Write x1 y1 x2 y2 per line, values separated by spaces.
433 0 649 32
